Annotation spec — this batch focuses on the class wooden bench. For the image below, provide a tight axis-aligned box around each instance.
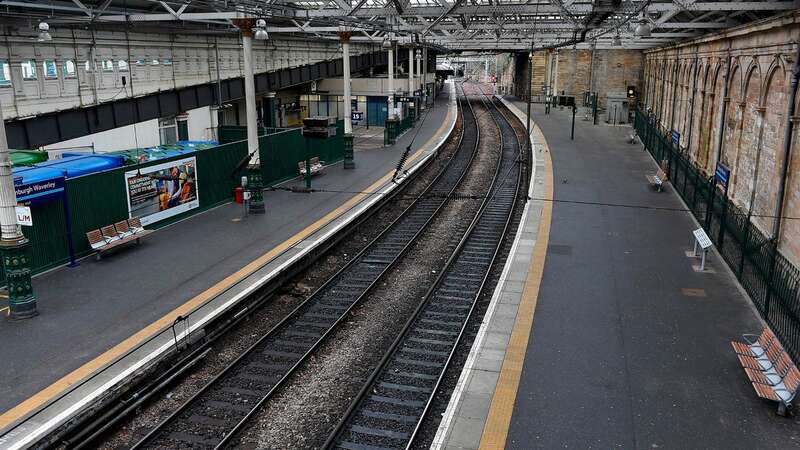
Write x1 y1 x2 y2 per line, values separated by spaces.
86 217 153 260
732 327 800 416
646 168 667 192
298 156 325 177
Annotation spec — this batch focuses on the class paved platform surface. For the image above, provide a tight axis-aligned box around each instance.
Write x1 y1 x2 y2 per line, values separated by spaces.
502 101 800 448
0 92 450 418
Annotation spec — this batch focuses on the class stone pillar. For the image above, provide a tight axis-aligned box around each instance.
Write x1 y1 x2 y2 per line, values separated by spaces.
339 28 355 169
0 101 35 319
233 18 265 214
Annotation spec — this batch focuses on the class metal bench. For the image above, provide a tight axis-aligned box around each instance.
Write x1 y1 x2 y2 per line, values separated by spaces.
298 156 325 177
85 217 153 260
646 167 667 192
732 327 800 416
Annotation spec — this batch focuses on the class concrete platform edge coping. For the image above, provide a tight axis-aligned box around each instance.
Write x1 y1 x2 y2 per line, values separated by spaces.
0 84 458 450
430 95 544 450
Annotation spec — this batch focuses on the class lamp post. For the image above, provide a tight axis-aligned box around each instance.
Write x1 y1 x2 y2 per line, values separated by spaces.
385 35 396 119
339 26 355 169
232 17 266 214
0 101 36 319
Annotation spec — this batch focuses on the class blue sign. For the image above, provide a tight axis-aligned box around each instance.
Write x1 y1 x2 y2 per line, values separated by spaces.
671 130 680 147
15 177 65 205
715 162 731 188
351 111 363 121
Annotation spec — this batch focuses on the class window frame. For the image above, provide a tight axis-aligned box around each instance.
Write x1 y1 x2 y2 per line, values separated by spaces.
42 59 58 79
118 60 129 72
101 59 114 72
0 59 11 87
63 59 77 78
21 59 37 80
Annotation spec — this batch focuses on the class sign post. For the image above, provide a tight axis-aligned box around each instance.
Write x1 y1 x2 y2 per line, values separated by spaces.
692 227 713 271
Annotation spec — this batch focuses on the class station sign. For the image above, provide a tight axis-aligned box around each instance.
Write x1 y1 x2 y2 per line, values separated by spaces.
395 96 415 103
15 176 65 206
715 162 731 189
351 111 363 121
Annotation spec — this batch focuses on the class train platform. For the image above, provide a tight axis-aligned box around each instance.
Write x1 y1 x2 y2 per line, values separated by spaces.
432 97 800 449
0 84 456 447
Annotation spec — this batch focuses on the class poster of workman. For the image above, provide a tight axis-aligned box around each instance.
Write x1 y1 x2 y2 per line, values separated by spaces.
124 156 199 226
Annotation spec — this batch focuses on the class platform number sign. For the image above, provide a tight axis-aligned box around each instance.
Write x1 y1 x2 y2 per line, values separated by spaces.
671 130 680 147
351 111 363 122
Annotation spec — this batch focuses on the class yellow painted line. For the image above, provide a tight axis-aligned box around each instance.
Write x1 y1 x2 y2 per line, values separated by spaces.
479 123 554 450
0 106 454 430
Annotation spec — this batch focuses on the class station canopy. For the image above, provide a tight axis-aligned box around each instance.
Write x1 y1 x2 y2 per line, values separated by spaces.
1 1 795 52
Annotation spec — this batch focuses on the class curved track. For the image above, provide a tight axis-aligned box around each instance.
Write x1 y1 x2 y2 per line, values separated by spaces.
130 86 480 450
324 85 522 450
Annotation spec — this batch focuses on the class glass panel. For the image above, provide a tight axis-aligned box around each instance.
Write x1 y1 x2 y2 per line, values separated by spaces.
21 60 36 80
102 59 114 72
84 60 94 72
0 60 10 86
159 126 177 145
118 60 129 71
43 60 57 79
63 59 76 78
162 58 173 65
136 58 146 66
151 59 160 65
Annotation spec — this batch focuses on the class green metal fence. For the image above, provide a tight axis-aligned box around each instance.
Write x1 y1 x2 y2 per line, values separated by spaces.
634 110 800 363
3 121 345 281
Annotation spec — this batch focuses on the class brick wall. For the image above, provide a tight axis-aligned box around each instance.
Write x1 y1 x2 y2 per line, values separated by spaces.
642 11 800 266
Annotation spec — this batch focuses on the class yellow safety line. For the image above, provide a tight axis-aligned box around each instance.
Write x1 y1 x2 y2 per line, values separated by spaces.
478 123 554 450
0 106 454 429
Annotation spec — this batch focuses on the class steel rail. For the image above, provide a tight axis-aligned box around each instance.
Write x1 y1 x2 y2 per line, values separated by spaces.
130 85 480 450
323 84 523 450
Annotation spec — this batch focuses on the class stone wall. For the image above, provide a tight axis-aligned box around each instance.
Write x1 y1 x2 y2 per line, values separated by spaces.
642 11 800 266
501 48 644 105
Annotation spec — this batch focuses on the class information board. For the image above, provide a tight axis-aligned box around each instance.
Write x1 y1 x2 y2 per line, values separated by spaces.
715 162 730 189
671 130 680 147
693 228 713 249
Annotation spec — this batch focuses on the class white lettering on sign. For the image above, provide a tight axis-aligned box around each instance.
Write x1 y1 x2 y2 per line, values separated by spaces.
693 228 712 249
15 206 32 226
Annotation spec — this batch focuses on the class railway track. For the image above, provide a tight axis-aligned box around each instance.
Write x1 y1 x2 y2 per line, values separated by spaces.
323 86 522 450
129 87 480 450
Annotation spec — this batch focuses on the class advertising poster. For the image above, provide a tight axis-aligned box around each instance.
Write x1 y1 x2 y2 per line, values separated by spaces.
125 157 199 226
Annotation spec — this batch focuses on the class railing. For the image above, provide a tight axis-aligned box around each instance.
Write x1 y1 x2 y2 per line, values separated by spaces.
634 109 800 363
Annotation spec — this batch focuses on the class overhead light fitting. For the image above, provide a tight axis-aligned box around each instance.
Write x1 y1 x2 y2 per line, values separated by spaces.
382 36 392 49
37 21 51 42
634 19 651 37
253 19 269 40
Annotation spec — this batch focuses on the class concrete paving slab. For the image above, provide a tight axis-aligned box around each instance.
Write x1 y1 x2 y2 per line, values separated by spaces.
503 99 800 449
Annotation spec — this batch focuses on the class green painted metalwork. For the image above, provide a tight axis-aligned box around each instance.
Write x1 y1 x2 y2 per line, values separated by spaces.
343 134 354 169
634 109 800 364
0 121 345 282
2 239 37 319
